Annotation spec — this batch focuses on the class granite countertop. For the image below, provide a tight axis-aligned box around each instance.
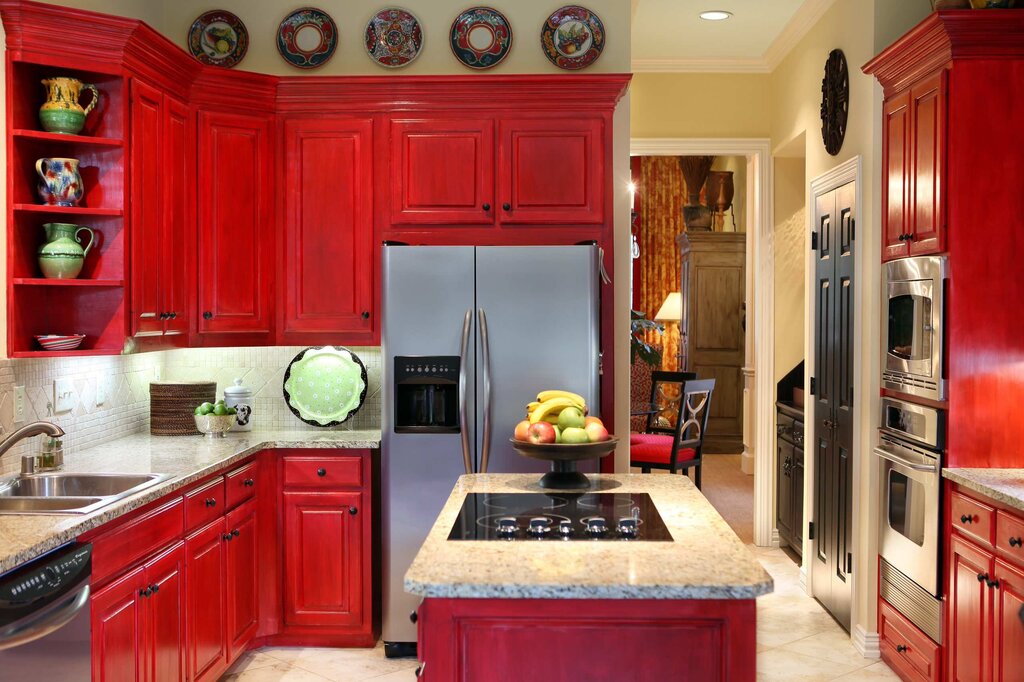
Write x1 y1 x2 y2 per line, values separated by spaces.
943 468 1024 513
0 429 380 575
404 473 774 600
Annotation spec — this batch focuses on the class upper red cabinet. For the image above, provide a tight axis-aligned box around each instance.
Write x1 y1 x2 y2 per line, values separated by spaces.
498 117 604 226
196 110 274 343
879 70 947 261
389 116 495 225
281 117 374 344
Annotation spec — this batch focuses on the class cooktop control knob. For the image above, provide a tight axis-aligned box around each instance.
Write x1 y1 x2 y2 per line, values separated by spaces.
558 520 574 538
585 517 608 537
528 517 552 538
497 517 518 538
617 518 639 539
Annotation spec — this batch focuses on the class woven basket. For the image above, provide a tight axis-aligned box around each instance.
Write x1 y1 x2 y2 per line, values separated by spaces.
150 381 217 436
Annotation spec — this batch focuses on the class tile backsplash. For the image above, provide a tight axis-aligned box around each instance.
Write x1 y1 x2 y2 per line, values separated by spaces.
0 346 381 477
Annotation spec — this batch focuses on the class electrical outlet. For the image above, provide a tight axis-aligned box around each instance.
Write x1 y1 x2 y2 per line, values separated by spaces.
154 366 162 381
13 386 26 423
95 381 105 407
54 378 75 414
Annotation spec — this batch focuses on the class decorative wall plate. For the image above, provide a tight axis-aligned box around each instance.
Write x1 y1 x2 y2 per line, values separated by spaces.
450 7 513 70
277 8 338 69
820 49 849 156
188 10 248 68
365 8 423 68
541 5 605 70
283 346 368 427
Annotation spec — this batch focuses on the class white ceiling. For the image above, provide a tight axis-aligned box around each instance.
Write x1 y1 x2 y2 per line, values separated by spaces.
631 0 823 72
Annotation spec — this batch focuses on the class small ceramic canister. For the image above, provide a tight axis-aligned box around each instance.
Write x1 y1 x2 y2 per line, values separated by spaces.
224 377 253 431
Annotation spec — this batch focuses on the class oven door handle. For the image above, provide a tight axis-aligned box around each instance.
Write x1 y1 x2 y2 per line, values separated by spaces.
875 447 937 473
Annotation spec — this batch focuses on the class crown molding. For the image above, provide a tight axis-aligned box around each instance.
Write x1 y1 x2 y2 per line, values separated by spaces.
631 57 770 74
763 0 842 70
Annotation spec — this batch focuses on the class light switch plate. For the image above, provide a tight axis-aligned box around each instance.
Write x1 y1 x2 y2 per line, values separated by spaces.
54 378 75 414
13 386 26 423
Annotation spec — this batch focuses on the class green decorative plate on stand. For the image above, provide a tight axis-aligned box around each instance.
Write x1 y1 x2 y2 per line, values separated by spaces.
283 346 368 427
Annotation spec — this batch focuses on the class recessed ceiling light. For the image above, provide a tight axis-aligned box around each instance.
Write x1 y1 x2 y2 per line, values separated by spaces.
699 10 732 21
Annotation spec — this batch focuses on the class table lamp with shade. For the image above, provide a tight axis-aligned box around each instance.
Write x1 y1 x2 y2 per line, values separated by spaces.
654 292 682 368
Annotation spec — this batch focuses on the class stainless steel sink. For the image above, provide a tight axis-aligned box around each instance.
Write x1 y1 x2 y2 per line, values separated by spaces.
0 473 171 515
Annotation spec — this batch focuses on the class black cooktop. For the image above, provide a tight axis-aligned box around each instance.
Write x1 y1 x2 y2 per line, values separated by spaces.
447 492 673 541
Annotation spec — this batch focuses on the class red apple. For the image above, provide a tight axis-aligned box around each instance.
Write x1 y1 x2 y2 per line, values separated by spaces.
584 416 604 429
585 422 609 443
527 421 557 444
514 420 531 441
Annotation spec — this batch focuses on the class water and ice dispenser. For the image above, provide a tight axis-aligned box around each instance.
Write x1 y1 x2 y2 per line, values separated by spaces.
393 356 460 433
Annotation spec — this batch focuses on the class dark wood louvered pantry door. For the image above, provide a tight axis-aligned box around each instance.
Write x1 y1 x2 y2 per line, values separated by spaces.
811 181 856 631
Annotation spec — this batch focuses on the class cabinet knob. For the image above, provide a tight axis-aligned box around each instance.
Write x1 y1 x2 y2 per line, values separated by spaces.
988 578 1001 589
223 533 233 542
243 478 255 487
896 644 908 653
205 498 217 507
140 587 152 598
349 506 358 515
232 528 240 537
203 311 213 320
1010 537 1022 548
502 202 511 211
409 610 418 624
482 203 491 211
169 312 177 319
415 665 423 678
897 234 906 241
361 311 370 319
978 572 989 583
158 312 167 320
960 514 973 524
150 583 159 594
317 468 327 477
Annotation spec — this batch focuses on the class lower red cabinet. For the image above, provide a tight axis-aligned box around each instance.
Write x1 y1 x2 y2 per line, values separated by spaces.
994 559 1024 682
878 598 940 682
283 490 364 628
92 565 145 682
186 518 228 682
226 499 259 660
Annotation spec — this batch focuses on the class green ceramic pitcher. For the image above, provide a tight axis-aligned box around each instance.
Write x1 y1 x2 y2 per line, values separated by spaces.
38 223 94 279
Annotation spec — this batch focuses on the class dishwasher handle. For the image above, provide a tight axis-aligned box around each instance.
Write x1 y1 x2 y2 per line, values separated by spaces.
0 576 90 651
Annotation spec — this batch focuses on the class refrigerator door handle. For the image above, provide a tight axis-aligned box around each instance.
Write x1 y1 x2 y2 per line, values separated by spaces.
459 309 473 476
478 308 492 474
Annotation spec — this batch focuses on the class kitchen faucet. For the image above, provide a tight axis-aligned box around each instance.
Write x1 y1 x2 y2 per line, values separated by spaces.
0 421 66 474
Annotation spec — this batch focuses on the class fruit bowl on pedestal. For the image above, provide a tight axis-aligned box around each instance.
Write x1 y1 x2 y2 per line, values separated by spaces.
509 437 619 489
194 413 235 438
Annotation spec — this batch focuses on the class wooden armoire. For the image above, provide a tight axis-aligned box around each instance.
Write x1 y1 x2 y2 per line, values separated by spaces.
675 231 746 453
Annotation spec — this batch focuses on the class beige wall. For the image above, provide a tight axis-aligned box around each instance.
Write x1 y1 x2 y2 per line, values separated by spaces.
630 72 771 138
773 156 805 385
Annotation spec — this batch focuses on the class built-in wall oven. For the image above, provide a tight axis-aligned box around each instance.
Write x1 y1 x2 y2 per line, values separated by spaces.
883 256 947 402
876 397 945 642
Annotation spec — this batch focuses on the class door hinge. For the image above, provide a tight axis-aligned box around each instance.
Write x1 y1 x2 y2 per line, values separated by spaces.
810 377 817 396
847 552 853 574
811 231 818 250
808 521 815 540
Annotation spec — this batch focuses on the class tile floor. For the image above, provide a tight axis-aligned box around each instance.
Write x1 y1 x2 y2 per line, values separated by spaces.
223 545 899 681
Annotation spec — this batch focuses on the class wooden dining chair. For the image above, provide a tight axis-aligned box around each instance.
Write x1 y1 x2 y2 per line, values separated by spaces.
637 371 697 434
630 378 715 489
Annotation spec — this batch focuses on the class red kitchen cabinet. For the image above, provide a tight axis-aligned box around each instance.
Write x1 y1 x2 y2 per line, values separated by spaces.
281 117 374 344
283 490 364 629
225 499 259 660
162 95 191 337
143 542 186 682
186 517 228 682
389 117 495 225
92 565 145 682
994 559 1024 682
881 89 911 261
498 117 604 226
949 534 993 681
196 110 274 342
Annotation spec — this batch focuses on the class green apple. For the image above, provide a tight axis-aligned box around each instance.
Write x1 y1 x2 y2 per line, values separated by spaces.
557 406 586 430
553 425 563 443
197 402 214 415
213 402 228 416
561 426 589 444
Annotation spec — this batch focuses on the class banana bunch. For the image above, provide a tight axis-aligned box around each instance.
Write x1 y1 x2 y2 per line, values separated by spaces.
527 390 587 424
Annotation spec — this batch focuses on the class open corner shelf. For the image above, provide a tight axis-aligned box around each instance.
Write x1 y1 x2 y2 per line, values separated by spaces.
12 278 124 287
11 348 122 359
13 204 124 217
12 129 124 148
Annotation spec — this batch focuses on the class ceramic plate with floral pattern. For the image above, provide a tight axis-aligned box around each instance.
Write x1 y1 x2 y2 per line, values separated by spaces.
365 8 424 68
188 10 249 68
541 5 605 70
277 7 338 69
450 7 513 70
283 346 368 427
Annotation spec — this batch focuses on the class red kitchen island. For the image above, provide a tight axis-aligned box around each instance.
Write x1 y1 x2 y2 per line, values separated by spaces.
404 473 772 681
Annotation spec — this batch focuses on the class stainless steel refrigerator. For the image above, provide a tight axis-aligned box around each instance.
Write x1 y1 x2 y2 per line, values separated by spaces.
381 244 601 652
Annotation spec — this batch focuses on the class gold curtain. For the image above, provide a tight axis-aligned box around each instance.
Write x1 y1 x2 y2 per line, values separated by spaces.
637 156 687 372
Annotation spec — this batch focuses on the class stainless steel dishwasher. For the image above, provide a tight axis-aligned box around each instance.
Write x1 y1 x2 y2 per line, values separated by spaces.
0 543 91 680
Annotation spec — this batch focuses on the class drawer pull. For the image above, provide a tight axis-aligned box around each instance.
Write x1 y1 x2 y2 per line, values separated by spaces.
317 468 327 477
896 644 908 654
243 478 255 487
978 572 989 583
960 514 973 524
205 498 217 508
1010 537 1023 548
349 506 358 515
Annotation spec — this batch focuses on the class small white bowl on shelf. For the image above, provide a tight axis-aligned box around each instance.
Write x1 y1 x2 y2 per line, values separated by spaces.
194 414 235 438
35 334 85 351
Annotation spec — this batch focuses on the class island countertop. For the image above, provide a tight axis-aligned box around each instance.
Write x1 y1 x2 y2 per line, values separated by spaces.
0 429 380 575
404 473 774 600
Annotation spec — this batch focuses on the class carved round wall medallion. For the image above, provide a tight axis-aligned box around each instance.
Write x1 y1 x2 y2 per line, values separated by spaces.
820 49 849 156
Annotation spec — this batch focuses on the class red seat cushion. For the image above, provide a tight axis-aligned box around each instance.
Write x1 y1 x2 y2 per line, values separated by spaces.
630 434 696 465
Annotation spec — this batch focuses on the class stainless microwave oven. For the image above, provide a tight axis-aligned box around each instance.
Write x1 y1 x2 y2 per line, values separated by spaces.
883 256 947 402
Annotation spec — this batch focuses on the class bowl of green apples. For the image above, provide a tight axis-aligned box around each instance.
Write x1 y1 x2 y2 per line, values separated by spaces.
194 400 237 438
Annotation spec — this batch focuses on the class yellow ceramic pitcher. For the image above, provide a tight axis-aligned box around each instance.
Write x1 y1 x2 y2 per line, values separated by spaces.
39 77 99 135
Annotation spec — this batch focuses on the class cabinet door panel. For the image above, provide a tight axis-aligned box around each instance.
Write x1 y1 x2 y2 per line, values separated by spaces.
129 79 163 336
949 535 993 682
186 518 228 682
776 438 793 542
499 118 603 225
162 96 191 336
197 111 273 336
994 559 1024 682
909 71 946 256
283 118 374 340
226 499 259 661
91 565 145 682
283 491 363 627
390 117 494 224
144 542 185 682
882 90 911 261
791 446 804 557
